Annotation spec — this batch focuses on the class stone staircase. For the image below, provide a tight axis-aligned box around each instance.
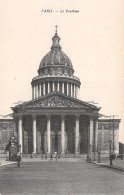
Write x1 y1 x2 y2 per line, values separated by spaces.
22 153 87 160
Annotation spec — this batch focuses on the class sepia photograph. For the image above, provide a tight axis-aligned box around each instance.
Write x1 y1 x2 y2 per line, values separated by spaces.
0 0 124 194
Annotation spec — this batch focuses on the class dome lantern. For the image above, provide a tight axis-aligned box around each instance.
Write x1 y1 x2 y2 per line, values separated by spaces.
51 25 61 48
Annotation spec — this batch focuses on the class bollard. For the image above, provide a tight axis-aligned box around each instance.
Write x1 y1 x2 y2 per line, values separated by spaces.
109 154 114 166
98 152 100 163
110 158 113 166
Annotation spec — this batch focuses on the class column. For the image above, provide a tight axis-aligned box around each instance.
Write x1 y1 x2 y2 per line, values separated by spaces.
43 83 45 95
35 85 37 98
62 82 64 94
32 86 34 100
95 120 98 152
41 84 42 96
75 86 77 98
58 82 60 92
53 82 55 92
33 86 35 99
75 115 80 153
61 115 65 153
114 129 119 154
13 116 18 138
73 85 75 98
48 82 50 93
89 117 94 153
39 84 41 97
57 82 59 92
101 128 104 152
36 85 38 98
33 115 37 154
37 131 41 153
67 83 69 95
72 85 74 97
18 115 23 153
77 87 79 98
70 84 73 97
37 84 40 98
47 115 51 153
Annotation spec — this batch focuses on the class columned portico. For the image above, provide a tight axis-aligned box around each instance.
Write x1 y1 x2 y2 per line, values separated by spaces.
15 111 100 156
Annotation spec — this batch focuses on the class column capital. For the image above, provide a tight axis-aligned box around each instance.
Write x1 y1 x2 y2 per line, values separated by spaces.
13 114 18 120
90 116 94 121
61 114 65 120
18 114 23 119
94 117 99 122
32 114 37 120
46 114 51 120
75 114 80 120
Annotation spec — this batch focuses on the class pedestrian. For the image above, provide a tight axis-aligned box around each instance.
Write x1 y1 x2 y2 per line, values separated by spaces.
55 153 58 161
16 152 21 167
45 153 47 160
87 154 89 162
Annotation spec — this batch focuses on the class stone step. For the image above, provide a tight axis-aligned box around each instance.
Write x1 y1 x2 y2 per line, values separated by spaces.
22 153 87 159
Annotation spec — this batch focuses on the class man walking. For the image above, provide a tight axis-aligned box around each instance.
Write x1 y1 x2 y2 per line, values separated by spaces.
16 152 21 167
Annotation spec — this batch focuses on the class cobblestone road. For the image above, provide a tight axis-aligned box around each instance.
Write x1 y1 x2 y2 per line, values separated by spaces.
0 159 124 195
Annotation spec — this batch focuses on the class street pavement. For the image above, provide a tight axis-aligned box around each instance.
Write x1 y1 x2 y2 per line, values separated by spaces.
0 158 124 195
98 158 124 169
0 159 16 167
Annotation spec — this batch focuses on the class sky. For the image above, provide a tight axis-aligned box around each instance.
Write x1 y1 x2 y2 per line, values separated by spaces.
0 0 124 142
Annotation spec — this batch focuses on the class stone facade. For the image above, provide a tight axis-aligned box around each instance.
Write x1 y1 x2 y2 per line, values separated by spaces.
0 117 120 155
0 117 14 153
98 119 120 154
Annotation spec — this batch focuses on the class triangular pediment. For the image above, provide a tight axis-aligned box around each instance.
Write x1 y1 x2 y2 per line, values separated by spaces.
12 92 100 111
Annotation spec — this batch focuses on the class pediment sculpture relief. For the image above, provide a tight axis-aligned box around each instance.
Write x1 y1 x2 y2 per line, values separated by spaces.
23 95 85 109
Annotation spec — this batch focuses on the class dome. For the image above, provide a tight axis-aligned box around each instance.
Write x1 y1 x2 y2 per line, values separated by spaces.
39 32 73 70
39 49 73 68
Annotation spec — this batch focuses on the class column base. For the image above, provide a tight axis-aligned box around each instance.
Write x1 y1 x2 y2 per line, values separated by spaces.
46 153 51 158
74 152 80 158
32 152 37 158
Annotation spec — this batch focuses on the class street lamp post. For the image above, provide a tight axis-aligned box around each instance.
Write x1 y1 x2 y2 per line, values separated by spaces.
97 145 101 163
109 140 113 166
113 116 114 153
111 115 118 153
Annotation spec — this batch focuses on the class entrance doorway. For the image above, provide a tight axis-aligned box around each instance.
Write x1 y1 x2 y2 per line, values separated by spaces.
51 131 61 154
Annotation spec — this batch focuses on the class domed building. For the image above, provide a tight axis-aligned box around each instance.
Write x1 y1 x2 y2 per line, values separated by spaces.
11 28 120 157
